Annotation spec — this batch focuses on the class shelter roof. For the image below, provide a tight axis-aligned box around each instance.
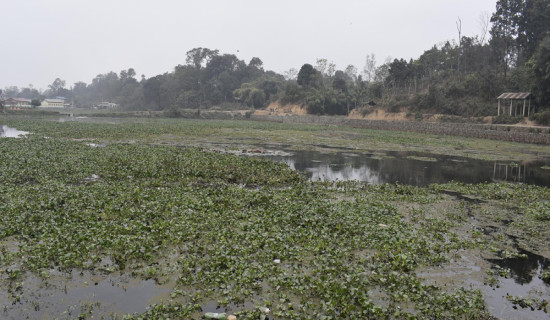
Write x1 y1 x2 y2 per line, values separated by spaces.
497 92 531 99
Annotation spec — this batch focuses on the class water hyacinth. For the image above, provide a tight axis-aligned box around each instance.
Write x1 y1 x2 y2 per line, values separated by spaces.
0 116 548 319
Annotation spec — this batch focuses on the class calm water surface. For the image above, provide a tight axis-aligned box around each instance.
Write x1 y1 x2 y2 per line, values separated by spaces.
264 149 550 187
0 125 28 138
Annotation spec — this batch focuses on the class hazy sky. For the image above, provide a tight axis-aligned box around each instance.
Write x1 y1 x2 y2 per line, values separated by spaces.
1 0 496 90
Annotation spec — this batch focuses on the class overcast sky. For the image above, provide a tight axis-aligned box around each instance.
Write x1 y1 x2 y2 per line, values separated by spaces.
1 0 496 90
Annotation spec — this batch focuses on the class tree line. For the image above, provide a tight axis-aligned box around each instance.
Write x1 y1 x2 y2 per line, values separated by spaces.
3 0 549 120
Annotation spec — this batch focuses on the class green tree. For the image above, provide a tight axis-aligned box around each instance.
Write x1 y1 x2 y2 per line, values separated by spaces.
142 75 164 109
344 65 358 82
233 85 252 106
17 85 43 100
280 83 302 104
387 58 412 88
517 0 550 59
305 89 324 114
186 47 219 69
30 99 41 107
490 0 524 79
530 36 550 106
48 78 66 97
259 79 281 102
250 89 266 108
297 64 320 88
248 57 263 70
234 85 266 108
332 77 348 92
120 68 137 83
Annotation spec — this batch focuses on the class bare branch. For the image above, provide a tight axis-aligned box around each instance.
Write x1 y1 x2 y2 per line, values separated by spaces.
478 11 490 44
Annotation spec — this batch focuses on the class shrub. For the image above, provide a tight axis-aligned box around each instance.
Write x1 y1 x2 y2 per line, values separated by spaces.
531 110 550 126
164 107 182 118
492 114 523 124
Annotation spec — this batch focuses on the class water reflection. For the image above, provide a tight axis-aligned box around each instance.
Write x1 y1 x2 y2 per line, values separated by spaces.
488 249 549 285
268 150 550 187
493 163 526 184
482 249 550 319
0 125 29 138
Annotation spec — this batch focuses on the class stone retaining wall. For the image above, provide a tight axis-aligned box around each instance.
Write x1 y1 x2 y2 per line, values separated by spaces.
250 114 550 145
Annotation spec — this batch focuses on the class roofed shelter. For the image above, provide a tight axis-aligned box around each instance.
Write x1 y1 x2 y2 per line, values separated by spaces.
497 92 532 117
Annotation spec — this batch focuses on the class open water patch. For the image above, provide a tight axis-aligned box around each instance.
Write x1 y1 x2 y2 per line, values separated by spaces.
420 250 550 320
0 271 169 319
488 248 549 285
56 116 122 124
86 142 108 148
482 249 550 319
0 125 29 138
257 148 550 187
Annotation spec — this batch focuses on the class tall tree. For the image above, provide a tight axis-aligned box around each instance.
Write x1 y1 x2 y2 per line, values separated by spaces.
490 0 524 80
530 36 550 106
326 62 336 78
48 78 66 97
248 57 263 70
315 58 328 76
283 68 298 80
456 17 462 73
344 65 358 82
363 54 377 82
478 12 491 44
517 0 550 59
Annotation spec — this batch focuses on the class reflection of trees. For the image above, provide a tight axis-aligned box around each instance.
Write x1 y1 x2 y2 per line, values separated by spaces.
274 150 550 187
489 250 550 285
493 163 526 183
491 162 550 186
307 164 381 183
523 164 550 186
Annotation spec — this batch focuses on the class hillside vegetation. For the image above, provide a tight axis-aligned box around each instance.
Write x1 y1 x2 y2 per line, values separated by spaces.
2 0 550 125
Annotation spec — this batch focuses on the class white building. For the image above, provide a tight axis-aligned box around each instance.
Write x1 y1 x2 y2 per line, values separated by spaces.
41 98 65 108
97 102 118 109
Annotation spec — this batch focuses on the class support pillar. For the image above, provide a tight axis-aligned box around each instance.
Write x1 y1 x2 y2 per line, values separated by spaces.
505 165 508 180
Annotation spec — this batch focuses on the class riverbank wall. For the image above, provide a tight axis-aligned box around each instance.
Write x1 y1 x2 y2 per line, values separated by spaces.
250 114 550 145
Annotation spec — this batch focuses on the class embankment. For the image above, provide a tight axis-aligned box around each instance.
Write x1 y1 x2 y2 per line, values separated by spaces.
250 114 550 145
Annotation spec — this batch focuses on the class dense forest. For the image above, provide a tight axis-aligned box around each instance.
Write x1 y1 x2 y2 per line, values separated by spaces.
3 0 550 123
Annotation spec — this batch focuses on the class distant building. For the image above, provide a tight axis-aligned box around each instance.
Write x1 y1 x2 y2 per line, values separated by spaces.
3 98 32 108
97 102 118 109
41 98 65 108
